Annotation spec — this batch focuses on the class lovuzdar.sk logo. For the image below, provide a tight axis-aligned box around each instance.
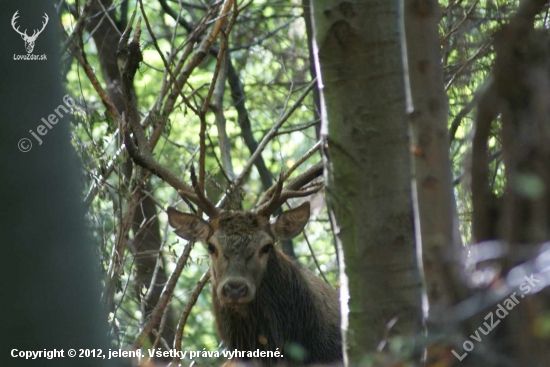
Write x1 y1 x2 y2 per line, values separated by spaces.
11 10 48 61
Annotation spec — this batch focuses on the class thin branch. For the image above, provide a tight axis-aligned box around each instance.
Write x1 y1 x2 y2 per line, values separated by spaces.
227 59 273 190
303 230 329 284
274 120 320 136
440 0 479 45
162 0 234 116
160 0 274 191
131 240 194 350
103 185 141 311
171 271 211 364
254 161 324 216
62 30 120 122
445 41 490 91
207 133 233 184
449 96 477 143
60 0 94 55
138 0 199 116
117 12 213 214
84 140 125 206
210 53 235 179
283 140 321 181
229 17 297 52
218 79 317 207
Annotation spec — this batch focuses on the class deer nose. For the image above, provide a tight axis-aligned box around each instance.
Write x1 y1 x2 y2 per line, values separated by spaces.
223 281 249 300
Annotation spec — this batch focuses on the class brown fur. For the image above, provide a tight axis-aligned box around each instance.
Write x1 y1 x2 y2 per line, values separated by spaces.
167 205 342 365
209 213 342 366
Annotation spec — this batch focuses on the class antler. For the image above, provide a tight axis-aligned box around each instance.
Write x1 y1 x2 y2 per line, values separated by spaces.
29 13 49 40
11 11 27 38
11 12 48 40
254 171 284 217
253 161 324 217
184 165 220 218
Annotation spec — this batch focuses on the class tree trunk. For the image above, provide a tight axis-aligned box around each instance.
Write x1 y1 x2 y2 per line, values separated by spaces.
402 0 465 322
311 1 423 364
493 3 550 364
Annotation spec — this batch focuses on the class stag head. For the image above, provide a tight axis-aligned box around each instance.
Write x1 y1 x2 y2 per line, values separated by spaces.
168 203 310 305
12 11 49 54
167 165 321 306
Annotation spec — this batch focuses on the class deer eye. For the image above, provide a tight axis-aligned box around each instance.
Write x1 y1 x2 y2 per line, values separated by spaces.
207 243 217 255
260 243 273 255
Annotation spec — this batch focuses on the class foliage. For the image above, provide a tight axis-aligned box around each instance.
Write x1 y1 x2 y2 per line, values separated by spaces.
61 0 334 363
60 0 550 364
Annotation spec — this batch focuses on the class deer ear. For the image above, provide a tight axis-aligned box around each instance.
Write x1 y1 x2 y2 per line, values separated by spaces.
271 202 310 240
167 207 211 242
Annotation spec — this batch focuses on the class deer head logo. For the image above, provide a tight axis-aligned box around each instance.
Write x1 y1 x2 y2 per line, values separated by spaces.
11 11 49 54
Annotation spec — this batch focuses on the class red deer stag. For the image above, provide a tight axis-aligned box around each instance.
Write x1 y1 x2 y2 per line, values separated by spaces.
167 164 341 366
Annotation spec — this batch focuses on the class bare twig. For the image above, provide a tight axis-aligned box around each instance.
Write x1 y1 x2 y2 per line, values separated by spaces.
138 0 199 116
60 0 94 55
103 185 141 311
117 12 220 215
449 97 477 143
171 271 211 364
159 0 274 191
227 60 273 190
254 161 324 217
445 41 490 91
282 141 321 181
162 0 234 116
218 79 317 208
63 29 120 122
229 17 297 51
440 0 480 45
274 120 320 136
210 53 235 179
131 240 194 350
303 230 330 284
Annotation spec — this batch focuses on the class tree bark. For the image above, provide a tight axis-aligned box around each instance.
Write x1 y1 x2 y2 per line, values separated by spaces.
492 2 550 364
402 0 464 323
311 1 423 364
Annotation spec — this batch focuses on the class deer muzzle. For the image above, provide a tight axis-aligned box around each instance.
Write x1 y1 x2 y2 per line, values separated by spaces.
218 277 255 305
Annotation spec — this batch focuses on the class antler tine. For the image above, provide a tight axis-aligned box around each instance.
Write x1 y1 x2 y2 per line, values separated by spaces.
253 161 324 217
277 182 324 204
284 161 323 191
254 172 284 217
11 11 27 37
38 13 49 34
188 165 220 218
258 182 324 217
